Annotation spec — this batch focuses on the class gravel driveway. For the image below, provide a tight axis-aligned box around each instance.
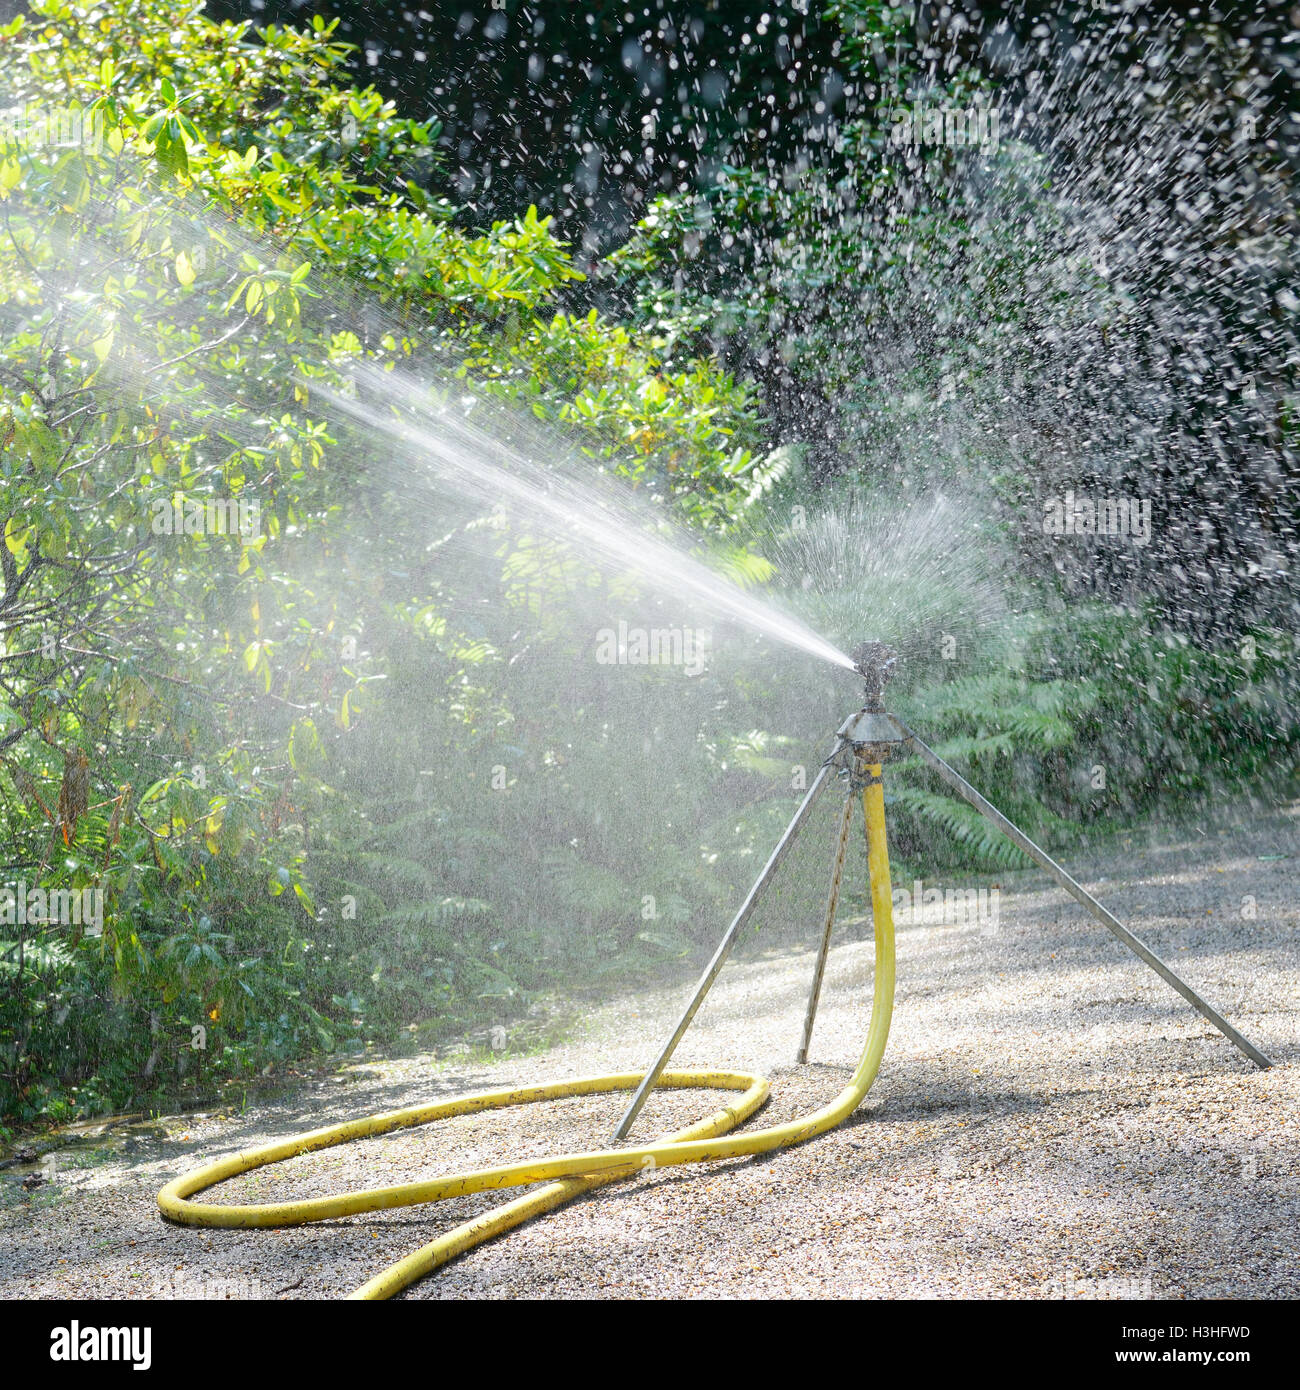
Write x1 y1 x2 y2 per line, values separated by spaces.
2 808 1296 1300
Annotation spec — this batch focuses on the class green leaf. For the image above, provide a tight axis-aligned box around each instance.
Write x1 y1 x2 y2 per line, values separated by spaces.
4 517 32 558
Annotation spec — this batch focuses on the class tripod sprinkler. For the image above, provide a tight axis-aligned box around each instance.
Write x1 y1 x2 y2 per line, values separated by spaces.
608 638 1271 1134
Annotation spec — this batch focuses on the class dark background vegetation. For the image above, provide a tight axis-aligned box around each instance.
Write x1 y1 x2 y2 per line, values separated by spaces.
214 0 1300 634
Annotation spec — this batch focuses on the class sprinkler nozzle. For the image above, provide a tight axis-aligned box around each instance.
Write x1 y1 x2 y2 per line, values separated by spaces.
850 641 899 711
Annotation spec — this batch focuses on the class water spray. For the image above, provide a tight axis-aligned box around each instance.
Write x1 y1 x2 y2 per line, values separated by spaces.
158 644 1271 1297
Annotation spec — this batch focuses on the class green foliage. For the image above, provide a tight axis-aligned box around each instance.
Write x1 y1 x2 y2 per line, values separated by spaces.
603 17 1057 478
884 609 1299 873
1040 607 1300 811
0 0 772 1122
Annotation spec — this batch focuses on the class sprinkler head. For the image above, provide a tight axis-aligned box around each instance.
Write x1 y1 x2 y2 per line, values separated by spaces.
850 640 899 712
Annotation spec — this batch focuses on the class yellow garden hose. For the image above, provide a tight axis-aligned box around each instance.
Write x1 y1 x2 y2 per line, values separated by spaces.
158 768 896 1299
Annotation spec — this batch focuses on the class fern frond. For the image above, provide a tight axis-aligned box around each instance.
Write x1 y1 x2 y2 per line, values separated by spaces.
888 787 1034 869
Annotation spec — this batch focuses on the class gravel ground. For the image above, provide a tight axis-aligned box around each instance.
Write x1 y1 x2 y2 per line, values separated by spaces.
2 808 1296 1300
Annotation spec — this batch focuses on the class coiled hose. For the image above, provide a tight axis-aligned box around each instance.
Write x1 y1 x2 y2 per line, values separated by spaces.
158 768 896 1299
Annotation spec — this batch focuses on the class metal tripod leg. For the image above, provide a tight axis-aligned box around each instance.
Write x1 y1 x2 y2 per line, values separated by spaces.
609 760 836 1143
797 790 855 1063
893 717 1273 1071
